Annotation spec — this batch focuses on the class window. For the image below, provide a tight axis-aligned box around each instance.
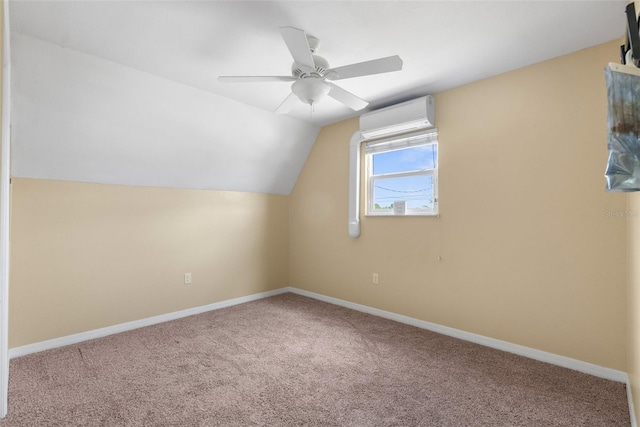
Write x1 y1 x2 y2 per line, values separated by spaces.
365 130 438 216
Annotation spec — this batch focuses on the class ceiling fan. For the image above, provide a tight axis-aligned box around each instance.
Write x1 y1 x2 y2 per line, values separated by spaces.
218 27 403 114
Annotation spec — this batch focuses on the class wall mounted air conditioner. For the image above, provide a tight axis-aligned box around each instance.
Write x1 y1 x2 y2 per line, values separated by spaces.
359 95 435 139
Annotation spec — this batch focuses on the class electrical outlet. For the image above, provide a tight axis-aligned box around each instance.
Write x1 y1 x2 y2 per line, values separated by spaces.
372 273 379 285
184 273 192 284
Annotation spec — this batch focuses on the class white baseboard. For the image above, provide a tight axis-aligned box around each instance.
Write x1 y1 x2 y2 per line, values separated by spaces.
9 285 635 424
8 287 289 359
287 287 628 383
15 285 625 383
629 377 638 427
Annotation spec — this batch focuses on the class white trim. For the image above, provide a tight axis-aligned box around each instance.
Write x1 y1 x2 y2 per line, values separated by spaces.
362 130 439 218
0 0 11 418
12 286 629 383
9 288 288 359
287 287 628 383
9 286 634 420
348 131 362 238
629 376 638 427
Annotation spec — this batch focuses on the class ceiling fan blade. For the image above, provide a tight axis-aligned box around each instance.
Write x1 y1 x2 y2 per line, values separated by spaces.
326 82 368 111
275 92 299 114
218 76 296 83
279 26 316 71
326 55 403 80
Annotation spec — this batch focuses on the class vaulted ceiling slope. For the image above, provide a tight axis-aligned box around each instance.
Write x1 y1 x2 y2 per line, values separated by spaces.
8 1 625 195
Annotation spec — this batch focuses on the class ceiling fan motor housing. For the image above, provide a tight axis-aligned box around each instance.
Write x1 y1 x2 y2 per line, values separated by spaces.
292 54 329 79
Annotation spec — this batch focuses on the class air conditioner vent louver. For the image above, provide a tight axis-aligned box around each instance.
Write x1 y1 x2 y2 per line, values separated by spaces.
360 95 435 139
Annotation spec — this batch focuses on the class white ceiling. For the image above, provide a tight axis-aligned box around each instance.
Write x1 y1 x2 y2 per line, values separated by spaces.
8 1 627 194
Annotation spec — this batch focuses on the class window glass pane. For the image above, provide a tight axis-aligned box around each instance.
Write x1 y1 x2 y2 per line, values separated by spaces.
373 174 435 210
372 144 437 175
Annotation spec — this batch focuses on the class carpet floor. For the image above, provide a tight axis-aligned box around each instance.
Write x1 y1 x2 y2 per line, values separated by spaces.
0 293 630 426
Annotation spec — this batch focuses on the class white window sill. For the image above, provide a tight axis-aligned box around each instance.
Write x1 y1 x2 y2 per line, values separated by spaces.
365 212 439 217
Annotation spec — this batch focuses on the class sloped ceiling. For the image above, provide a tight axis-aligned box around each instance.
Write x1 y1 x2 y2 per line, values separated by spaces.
8 1 626 195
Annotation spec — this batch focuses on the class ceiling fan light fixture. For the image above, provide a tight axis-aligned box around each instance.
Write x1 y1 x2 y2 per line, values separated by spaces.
292 79 330 106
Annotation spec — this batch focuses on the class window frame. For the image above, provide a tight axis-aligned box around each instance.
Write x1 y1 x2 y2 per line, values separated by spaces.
364 130 438 217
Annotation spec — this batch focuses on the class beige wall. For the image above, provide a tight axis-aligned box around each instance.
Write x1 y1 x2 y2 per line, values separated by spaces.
7 40 630 376
9 178 289 348
290 40 628 370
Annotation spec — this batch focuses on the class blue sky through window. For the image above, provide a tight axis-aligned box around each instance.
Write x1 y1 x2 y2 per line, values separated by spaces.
371 144 437 210
372 144 437 175
373 175 434 209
